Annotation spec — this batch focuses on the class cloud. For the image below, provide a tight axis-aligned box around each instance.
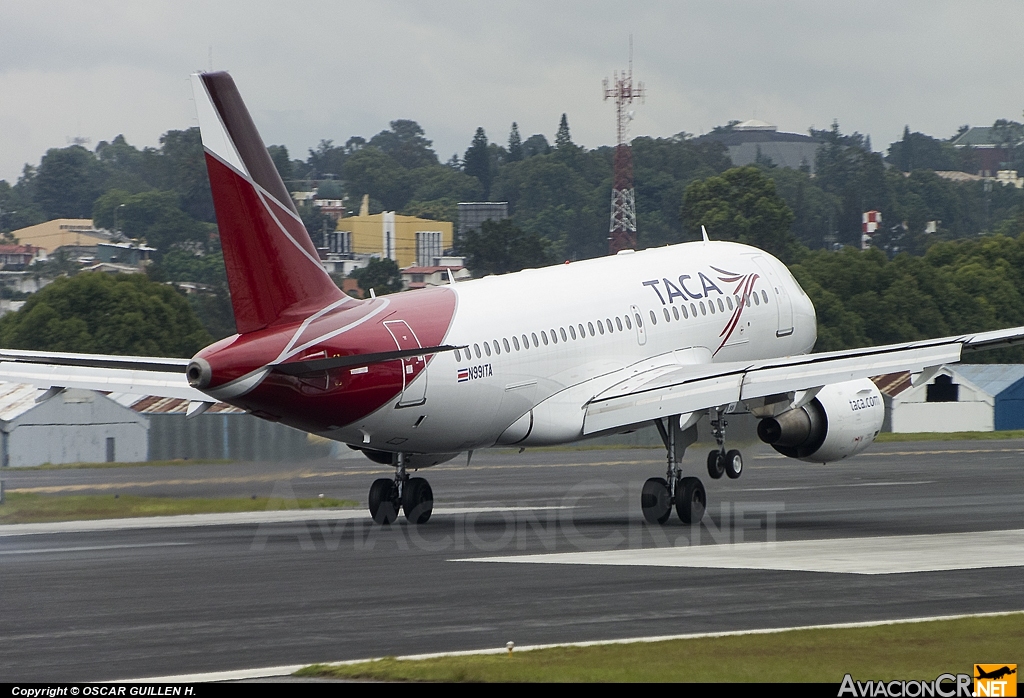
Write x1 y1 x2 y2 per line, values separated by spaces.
2 0 1023 182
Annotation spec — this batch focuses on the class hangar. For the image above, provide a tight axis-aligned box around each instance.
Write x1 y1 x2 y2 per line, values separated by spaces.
889 364 1024 433
0 383 148 467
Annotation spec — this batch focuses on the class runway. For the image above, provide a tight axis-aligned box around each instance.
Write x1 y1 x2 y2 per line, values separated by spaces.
0 440 1022 681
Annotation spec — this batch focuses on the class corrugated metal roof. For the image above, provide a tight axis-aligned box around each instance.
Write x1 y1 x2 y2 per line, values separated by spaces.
0 382 47 421
872 372 912 397
951 364 1024 396
108 391 245 414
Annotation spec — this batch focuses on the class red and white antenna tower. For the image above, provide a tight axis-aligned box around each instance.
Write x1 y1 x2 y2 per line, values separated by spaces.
603 36 645 254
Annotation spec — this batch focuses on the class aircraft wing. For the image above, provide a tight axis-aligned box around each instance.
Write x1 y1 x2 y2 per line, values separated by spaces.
582 326 1024 435
0 349 206 402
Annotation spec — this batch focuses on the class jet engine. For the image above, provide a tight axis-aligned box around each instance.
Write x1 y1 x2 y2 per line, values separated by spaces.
756 378 884 463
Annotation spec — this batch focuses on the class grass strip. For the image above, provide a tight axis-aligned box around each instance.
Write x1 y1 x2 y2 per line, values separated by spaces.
296 613 1024 682
0 492 358 524
875 430 1024 442
19 459 235 470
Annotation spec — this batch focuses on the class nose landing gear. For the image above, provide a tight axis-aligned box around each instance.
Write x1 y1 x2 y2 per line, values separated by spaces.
367 453 434 525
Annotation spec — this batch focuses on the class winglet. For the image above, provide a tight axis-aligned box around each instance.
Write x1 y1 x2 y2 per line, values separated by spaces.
701 225 710 242
190 72 346 334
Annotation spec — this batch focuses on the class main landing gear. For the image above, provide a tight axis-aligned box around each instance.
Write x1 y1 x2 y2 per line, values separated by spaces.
642 408 743 525
368 454 433 525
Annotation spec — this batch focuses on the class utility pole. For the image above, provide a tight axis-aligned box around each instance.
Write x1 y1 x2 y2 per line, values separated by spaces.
603 36 645 254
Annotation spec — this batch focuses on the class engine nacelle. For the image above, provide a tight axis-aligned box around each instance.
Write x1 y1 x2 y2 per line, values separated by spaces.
756 378 884 463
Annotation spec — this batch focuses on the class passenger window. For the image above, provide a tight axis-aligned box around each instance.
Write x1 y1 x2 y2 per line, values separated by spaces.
503 338 510 353
709 301 716 314
606 318 613 332
550 329 558 344
522 334 529 349
717 298 725 312
635 313 643 328
753 292 760 306
744 294 750 307
762 290 769 304
700 302 706 316
569 325 577 340
484 342 491 357
513 335 520 351
625 315 632 330
474 343 482 358
531 332 539 347
598 320 605 335
691 303 697 317
681 305 688 319
616 317 623 331
726 296 733 310
663 308 671 322
578 323 586 338
560 327 567 341
672 306 679 321
541 331 549 346
454 348 462 362
650 310 657 325
588 321 595 336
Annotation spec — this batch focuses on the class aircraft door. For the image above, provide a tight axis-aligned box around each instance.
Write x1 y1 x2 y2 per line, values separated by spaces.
753 257 794 337
630 304 647 346
384 320 427 407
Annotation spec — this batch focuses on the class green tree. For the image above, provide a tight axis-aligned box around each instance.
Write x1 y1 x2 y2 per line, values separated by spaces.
0 273 211 356
459 218 554 275
267 145 294 185
350 257 403 296
368 120 438 169
464 127 491 199
341 148 410 211
93 190 212 251
508 122 523 162
555 114 573 150
522 134 550 157
33 145 107 218
680 166 797 259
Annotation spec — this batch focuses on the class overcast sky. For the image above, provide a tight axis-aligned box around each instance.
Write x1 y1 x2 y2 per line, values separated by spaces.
2 1 1023 183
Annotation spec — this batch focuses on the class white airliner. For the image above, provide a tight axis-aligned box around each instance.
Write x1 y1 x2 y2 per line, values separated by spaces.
2 72 1022 526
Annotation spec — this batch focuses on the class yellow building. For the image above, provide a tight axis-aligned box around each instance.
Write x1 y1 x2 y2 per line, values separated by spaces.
9 219 107 254
331 211 453 269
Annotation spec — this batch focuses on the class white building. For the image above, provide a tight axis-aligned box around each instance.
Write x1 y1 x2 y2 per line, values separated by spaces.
0 384 148 467
890 364 1024 433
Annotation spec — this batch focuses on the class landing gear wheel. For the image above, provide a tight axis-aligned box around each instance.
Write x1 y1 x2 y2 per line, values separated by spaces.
675 476 706 524
402 477 433 524
724 449 743 479
706 450 725 479
368 478 399 525
641 477 672 524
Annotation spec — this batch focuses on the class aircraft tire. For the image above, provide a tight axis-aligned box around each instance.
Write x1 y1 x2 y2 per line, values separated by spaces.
725 450 743 479
675 476 706 524
641 477 672 524
707 450 725 479
402 477 433 524
369 478 399 525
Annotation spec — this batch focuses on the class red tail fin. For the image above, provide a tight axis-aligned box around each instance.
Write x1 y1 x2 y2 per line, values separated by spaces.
191 72 345 334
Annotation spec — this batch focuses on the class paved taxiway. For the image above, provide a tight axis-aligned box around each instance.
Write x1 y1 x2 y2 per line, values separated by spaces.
1 440 1022 681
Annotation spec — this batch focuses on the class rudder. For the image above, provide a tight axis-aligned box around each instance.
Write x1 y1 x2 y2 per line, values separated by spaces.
191 72 345 334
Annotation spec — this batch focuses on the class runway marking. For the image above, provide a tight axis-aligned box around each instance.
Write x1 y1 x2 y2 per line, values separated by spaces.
0 542 191 555
0 505 570 538
734 480 935 492
122 610 1024 683
5 459 664 494
454 529 1024 575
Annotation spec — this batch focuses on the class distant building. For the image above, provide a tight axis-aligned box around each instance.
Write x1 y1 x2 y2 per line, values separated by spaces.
457 202 508 239
0 385 148 467
0 245 45 270
400 265 472 290
888 364 1024 433
698 120 822 173
95 242 155 266
332 212 453 269
7 219 108 255
950 127 1024 177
